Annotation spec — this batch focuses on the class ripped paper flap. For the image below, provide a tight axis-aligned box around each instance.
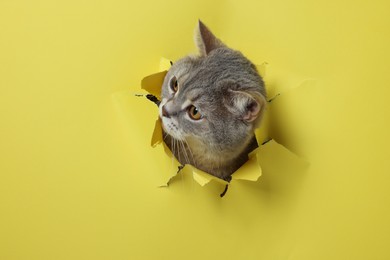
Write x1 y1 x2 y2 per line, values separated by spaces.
113 58 310 188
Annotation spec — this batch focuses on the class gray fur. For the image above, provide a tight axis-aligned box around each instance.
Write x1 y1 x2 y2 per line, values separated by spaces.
159 21 266 181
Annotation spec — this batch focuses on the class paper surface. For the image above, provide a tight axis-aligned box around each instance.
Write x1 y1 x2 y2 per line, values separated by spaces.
2 1 390 259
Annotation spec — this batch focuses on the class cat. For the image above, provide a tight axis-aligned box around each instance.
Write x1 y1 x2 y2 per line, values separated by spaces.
159 20 267 181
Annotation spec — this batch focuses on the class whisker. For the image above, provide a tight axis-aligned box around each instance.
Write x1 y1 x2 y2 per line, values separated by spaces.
174 138 179 162
170 134 175 173
183 139 195 166
175 139 185 186
182 139 195 193
179 140 190 165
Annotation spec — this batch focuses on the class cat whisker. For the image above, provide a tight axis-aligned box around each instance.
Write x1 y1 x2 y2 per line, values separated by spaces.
170 134 176 172
174 138 179 162
183 139 195 166
172 138 184 185
181 139 196 192
175 138 183 163
179 140 190 166
176 139 185 186
163 132 169 141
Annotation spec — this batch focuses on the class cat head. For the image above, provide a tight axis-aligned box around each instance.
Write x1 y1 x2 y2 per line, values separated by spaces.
159 20 266 154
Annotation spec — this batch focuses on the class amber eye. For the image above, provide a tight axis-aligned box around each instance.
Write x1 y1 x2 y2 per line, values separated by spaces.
188 105 202 120
169 76 178 93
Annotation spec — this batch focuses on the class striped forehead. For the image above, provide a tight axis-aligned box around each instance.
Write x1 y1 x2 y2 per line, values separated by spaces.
179 87 204 103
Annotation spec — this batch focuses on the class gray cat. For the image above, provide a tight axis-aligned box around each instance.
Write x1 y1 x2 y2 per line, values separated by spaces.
159 21 266 181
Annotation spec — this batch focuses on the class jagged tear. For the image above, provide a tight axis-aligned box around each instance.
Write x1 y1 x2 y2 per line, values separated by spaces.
112 57 310 190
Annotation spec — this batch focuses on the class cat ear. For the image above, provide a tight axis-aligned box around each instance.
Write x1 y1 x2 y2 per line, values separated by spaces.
228 89 266 123
195 20 225 56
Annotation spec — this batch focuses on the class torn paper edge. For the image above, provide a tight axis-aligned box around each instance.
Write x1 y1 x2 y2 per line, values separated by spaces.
128 57 312 187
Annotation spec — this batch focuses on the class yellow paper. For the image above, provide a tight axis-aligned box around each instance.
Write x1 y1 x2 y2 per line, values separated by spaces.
141 71 167 98
1 1 390 259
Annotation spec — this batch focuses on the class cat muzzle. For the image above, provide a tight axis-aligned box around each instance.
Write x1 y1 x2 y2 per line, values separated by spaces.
161 105 171 118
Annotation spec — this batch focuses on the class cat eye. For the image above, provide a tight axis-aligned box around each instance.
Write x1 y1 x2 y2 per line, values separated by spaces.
187 105 202 120
169 76 179 93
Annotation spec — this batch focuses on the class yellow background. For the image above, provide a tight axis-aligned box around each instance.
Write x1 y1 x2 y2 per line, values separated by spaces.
1 0 390 259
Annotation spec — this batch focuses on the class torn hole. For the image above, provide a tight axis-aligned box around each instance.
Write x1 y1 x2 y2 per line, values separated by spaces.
114 57 312 192
139 63 265 189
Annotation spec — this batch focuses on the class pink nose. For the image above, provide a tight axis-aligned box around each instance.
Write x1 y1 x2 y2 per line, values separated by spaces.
162 105 170 118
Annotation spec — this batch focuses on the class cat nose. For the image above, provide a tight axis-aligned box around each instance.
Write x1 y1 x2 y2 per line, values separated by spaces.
162 105 170 118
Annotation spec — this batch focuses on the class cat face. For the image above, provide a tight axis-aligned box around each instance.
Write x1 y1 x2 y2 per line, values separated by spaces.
159 21 266 155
